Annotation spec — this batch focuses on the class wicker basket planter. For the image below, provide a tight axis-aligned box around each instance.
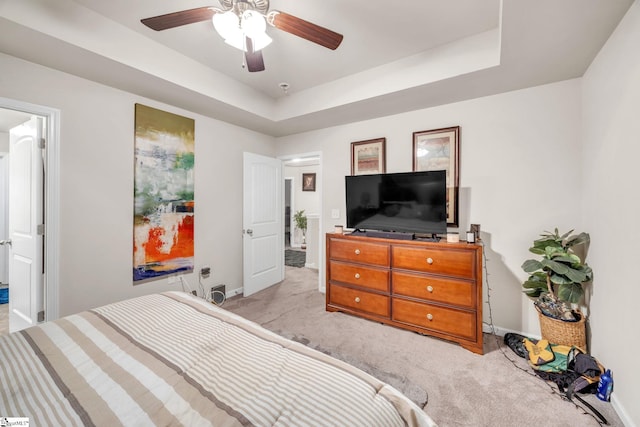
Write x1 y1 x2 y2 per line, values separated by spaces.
537 307 586 350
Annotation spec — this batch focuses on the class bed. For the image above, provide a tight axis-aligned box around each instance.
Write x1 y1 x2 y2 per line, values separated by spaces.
0 291 437 426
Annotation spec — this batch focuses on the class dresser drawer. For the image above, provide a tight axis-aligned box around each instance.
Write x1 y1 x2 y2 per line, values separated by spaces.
329 261 389 292
392 298 476 340
392 246 475 279
329 285 390 318
329 238 390 267
392 271 475 308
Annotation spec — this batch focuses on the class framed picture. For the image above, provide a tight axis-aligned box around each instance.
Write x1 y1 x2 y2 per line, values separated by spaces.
302 173 316 191
413 126 460 227
351 138 386 175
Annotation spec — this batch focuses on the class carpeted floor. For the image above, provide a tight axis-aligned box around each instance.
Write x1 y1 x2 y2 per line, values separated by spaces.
284 249 306 268
0 303 8 336
223 266 623 427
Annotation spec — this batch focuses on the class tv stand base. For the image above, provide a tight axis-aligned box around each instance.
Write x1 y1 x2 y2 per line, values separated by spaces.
414 233 441 242
364 230 415 240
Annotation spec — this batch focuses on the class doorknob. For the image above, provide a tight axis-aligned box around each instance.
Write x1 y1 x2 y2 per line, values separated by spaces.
0 239 11 247
246 229 254 236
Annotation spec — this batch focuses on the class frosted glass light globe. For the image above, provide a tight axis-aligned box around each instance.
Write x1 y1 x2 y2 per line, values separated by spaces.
241 11 266 38
213 11 240 40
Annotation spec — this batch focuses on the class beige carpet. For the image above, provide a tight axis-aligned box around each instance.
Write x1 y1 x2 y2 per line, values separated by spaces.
0 303 8 336
224 266 622 427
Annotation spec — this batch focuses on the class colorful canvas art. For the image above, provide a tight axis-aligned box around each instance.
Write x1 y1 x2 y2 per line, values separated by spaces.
133 104 195 282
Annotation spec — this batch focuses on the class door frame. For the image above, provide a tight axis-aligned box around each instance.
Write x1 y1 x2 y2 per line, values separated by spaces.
279 151 324 292
0 97 60 322
284 176 294 247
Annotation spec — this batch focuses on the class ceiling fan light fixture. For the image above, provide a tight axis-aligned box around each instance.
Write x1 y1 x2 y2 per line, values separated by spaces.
224 32 247 51
241 11 265 36
213 9 271 52
212 11 240 40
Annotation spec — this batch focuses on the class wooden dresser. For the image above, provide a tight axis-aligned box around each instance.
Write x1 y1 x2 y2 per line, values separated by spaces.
326 233 483 354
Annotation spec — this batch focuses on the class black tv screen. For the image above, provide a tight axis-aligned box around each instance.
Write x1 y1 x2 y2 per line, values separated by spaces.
345 170 447 235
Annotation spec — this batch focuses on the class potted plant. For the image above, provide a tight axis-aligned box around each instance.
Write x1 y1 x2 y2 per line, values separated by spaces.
521 228 593 348
293 210 307 249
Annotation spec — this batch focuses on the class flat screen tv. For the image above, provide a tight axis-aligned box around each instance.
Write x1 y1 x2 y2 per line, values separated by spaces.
345 170 447 236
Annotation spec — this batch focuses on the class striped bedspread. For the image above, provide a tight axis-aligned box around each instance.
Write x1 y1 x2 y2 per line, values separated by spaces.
1 291 436 426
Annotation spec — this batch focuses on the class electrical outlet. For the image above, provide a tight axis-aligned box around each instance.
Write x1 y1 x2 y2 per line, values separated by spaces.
200 266 211 277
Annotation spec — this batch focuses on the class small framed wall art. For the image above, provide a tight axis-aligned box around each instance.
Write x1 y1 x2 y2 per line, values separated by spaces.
302 173 316 191
351 138 386 175
413 126 460 227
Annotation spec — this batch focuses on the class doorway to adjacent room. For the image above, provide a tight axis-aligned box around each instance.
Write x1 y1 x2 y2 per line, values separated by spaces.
0 98 60 334
281 153 321 285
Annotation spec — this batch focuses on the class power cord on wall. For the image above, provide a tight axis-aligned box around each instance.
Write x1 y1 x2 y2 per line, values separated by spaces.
197 272 207 301
179 276 193 295
479 241 607 426
175 270 226 306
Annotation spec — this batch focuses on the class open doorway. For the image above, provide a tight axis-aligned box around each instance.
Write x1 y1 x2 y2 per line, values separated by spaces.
0 152 10 335
0 107 34 335
281 153 321 280
0 99 60 335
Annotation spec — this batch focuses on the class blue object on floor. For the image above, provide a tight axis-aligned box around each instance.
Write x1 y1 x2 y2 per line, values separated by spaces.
0 286 8 304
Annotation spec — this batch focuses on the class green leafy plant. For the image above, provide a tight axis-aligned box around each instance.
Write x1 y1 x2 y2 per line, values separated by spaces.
521 228 593 305
293 210 307 234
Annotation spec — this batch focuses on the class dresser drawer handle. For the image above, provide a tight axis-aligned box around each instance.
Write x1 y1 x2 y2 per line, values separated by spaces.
355 273 360 279
355 297 361 303
426 257 433 265
354 249 361 255
426 285 434 293
426 313 434 321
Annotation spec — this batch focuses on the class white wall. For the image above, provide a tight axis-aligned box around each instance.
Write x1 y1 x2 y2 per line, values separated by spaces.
0 132 8 152
0 52 277 316
582 1 640 425
276 79 584 337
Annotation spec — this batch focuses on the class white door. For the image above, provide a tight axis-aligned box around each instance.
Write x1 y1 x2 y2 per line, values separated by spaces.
8 116 44 332
243 152 284 296
0 155 8 285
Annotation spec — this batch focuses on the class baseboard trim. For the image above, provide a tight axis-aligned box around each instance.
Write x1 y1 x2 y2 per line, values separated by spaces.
226 287 243 298
482 323 541 340
611 394 636 427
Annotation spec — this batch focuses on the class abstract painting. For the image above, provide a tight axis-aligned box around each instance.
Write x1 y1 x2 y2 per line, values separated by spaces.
133 104 195 282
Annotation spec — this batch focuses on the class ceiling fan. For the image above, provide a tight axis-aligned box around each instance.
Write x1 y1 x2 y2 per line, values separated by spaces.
141 0 344 73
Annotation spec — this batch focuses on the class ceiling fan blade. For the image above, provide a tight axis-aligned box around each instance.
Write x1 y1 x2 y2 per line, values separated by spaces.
141 7 218 31
245 38 265 72
268 11 343 50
